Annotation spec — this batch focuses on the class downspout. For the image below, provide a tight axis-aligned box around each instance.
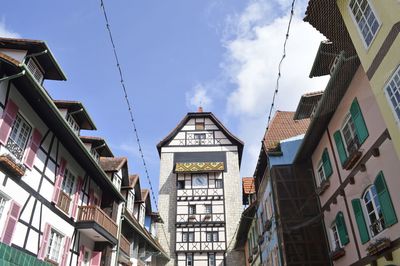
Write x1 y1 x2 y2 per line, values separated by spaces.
115 202 125 266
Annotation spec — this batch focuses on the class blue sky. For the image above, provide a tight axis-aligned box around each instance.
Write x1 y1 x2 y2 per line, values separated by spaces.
1 0 328 206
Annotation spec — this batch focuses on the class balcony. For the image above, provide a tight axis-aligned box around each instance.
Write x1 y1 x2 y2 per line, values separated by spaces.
76 205 118 245
330 247 345 260
0 153 25 178
57 191 71 214
343 138 362 170
120 235 131 256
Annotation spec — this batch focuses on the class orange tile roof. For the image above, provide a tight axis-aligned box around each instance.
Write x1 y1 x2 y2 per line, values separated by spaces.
264 111 310 152
242 177 256 195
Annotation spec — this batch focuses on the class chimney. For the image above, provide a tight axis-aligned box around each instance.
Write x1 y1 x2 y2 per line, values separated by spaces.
197 106 203 113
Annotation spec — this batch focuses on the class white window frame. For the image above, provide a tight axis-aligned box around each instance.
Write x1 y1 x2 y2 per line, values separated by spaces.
348 0 380 48
62 168 76 196
112 173 122 191
0 191 10 223
330 223 342 251
363 185 384 237
7 114 32 160
46 228 64 263
90 147 100 162
215 179 223 189
317 159 326 184
127 190 135 213
341 113 358 156
66 114 80 136
139 203 146 226
205 204 212 214
384 65 400 125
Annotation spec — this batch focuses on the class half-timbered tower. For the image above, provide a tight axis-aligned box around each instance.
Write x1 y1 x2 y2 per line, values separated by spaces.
155 108 245 266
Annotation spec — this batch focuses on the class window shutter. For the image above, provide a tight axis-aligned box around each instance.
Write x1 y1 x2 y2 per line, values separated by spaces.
0 99 18 145
0 200 21 245
322 148 333 178
77 245 84 266
90 251 102 266
24 128 42 169
374 171 397 227
71 176 83 218
335 212 349 245
37 223 51 260
60 236 71 266
333 131 347 166
52 158 67 203
350 98 369 144
351 199 370 244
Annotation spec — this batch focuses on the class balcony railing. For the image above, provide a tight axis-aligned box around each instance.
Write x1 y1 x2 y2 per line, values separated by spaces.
6 138 25 160
77 205 118 238
120 235 131 256
57 191 71 214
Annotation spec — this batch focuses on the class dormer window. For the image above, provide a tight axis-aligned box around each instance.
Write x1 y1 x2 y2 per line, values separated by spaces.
127 190 135 213
112 173 122 191
90 147 100 162
26 58 44 84
66 114 80 136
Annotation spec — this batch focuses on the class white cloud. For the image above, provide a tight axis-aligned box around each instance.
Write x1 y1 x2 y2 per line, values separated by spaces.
221 0 329 175
186 84 213 111
0 19 20 38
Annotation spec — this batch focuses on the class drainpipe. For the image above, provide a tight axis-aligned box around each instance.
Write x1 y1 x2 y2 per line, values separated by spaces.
115 202 125 266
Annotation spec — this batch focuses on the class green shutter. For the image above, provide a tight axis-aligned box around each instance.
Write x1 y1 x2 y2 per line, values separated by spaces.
350 98 369 144
351 199 370 244
322 148 333 178
374 171 397 227
333 131 347 166
336 212 349 245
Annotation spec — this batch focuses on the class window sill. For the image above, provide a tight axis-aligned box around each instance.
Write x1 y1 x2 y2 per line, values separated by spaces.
316 180 330 195
330 247 345 260
0 153 26 178
343 150 363 170
366 237 391 256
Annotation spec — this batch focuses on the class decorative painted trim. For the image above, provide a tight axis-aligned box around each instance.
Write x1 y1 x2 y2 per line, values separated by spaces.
175 162 224 173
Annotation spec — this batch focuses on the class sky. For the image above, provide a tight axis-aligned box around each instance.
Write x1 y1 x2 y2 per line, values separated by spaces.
1 0 329 206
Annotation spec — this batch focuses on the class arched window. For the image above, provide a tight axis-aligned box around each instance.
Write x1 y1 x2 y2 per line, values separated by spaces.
362 185 384 236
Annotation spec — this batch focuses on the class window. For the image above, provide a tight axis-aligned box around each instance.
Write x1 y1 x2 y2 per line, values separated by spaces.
385 65 400 121
139 204 146 225
177 180 185 189
215 179 223 189
127 190 135 213
112 173 122 191
189 205 196 215
6 114 31 160
182 232 194 242
206 232 218 242
47 229 63 262
363 185 384 236
194 133 206 140
341 113 358 155
205 205 212 214
0 194 8 220
192 174 208 188
62 169 75 196
352 172 397 244
208 253 216 266
66 114 80 136
349 0 379 47
330 224 341 250
26 58 44 84
195 121 205 130
186 253 193 266
330 212 349 251
317 149 333 183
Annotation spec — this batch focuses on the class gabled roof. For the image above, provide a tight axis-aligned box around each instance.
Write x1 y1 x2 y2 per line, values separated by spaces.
264 111 310 152
80 136 113 157
242 177 256 205
54 100 96 130
0 37 66 80
157 111 244 164
294 91 324 120
141 189 152 214
99 157 127 172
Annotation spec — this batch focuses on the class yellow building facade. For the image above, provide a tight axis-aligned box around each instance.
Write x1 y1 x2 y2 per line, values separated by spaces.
337 0 400 159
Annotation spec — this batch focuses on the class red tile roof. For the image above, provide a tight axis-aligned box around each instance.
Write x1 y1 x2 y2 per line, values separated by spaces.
242 177 256 195
264 111 310 152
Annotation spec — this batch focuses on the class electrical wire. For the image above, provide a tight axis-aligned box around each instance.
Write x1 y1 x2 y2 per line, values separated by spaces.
98 0 170 249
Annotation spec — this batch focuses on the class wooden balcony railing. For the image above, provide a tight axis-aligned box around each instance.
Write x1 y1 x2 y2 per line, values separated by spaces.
57 191 71 214
77 205 118 238
120 235 131 256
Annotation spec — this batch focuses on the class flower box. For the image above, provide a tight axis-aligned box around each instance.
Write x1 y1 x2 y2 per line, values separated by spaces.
343 150 362 170
330 247 345 260
0 153 26 178
366 238 391 256
316 180 330 195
